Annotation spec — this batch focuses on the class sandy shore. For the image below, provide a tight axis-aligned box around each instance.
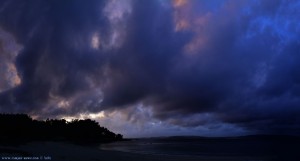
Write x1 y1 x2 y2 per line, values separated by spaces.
0 142 276 161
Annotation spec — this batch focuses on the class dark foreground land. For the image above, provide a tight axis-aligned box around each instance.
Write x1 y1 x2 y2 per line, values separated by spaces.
0 136 299 161
0 141 278 161
0 114 123 144
0 114 299 161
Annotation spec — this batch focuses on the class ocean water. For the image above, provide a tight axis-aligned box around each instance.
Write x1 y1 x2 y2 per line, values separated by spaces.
100 136 300 159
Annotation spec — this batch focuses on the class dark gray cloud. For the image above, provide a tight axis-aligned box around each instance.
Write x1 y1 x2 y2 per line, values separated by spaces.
0 0 300 136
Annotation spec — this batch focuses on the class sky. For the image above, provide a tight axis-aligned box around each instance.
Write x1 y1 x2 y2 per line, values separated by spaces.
0 0 300 138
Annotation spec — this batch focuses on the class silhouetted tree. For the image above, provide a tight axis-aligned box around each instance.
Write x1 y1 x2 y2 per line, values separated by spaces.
0 114 123 143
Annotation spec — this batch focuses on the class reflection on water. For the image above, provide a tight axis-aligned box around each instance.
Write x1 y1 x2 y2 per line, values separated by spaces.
100 136 300 159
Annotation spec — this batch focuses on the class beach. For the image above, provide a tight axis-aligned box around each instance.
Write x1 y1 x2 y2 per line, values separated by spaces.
0 141 277 161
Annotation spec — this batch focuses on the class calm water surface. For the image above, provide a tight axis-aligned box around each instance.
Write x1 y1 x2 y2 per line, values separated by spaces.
100 136 300 159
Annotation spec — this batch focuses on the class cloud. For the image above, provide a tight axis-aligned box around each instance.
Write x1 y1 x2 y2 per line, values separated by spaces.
0 0 300 136
0 28 22 93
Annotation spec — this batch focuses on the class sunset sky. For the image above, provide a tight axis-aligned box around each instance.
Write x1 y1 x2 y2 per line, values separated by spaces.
0 0 300 138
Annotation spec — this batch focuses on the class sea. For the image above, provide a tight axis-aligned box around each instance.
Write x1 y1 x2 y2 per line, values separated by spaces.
100 136 300 160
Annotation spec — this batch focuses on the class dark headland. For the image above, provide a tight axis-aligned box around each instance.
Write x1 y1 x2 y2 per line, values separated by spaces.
0 113 123 145
0 114 300 161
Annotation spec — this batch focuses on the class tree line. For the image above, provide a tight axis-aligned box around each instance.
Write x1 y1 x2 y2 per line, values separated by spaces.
0 114 123 143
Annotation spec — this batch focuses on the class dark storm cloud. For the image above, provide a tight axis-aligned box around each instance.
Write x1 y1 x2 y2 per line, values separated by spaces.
0 0 300 135
100 0 190 108
0 0 109 112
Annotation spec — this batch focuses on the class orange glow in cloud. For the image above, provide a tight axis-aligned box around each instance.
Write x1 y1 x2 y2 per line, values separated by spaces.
184 36 207 54
183 13 212 55
6 63 21 86
0 28 22 92
172 0 191 32
175 19 190 32
173 0 188 8
172 0 212 55
0 62 21 92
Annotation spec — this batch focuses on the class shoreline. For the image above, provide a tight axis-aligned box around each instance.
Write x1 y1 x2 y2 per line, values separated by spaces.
0 141 278 161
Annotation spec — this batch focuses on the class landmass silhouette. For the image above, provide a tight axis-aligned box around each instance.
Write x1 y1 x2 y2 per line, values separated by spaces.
0 113 123 144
